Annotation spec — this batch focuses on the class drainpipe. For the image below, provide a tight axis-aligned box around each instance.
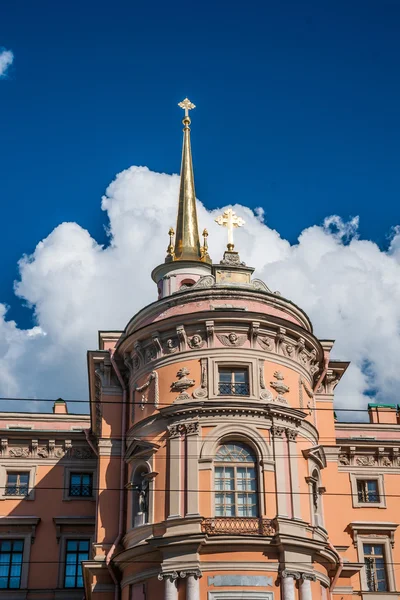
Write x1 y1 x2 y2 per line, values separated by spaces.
105 349 128 600
328 541 343 596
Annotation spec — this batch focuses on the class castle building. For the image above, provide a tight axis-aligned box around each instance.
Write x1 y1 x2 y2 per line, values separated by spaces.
1 100 400 600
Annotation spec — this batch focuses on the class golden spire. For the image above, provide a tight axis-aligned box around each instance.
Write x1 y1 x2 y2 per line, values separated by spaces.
168 98 211 263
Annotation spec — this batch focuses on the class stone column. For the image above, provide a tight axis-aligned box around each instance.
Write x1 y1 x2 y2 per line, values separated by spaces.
286 429 301 519
158 573 178 600
299 574 315 600
167 426 182 518
186 423 200 516
272 425 289 517
281 571 300 600
183 570 201 600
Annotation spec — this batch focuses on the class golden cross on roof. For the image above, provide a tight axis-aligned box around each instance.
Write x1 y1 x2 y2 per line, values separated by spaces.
178 97 196 117
215 208 245 251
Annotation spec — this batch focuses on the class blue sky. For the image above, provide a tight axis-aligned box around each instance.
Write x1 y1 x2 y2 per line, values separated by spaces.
1 0 400 331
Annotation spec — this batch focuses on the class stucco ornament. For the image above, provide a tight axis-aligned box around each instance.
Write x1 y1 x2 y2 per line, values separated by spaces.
270 370 290 403
217 332 247 347
133 371 159 411
163 338 179 354
171 367 195 401
356 455 376 466
338 454 350 466
258 335 274 351
188 334 205 349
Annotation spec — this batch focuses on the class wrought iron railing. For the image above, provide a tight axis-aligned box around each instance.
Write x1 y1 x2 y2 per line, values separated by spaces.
201 517 275 536
218 382 250 396
5 485 28 496
69 484 92 497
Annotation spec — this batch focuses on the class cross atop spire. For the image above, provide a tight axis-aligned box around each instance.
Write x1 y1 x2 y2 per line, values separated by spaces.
178 98 196 119
215 208 245 251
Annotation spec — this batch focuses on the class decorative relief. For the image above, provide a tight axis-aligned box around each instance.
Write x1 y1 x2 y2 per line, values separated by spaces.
270 371 289 404
338 454 350 466
133 371 159 411
205 320 214 348
286 429 298 442
299 377 314 414
176 325 187 352
193 358 208 399
356 456 376 467
192 275 215 289
250 321 260 348
259 360 273 402
168 421 199 438
188 334 205 349
163 338 179 354
251 279 272 293
258 335 274 352
271 425 285 438
338 447 400 469
217 332 247 347
6 443 94 460
171 367 195 401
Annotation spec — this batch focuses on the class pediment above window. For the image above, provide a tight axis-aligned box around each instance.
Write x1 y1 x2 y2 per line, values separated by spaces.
125 438 160 462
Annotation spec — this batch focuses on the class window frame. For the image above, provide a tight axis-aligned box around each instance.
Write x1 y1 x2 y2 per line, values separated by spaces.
0 539 24 590
208 592 274 600
356 534 396 592
5 472 30 498
0 465 36 501
63 466 96 502
349 474 386 509
210 358 259 401
213 442 259 518
68 472 93 498
63 538 90 589
58 534 92 590
218 367 250 397
363 543 388 592
0 533 33 590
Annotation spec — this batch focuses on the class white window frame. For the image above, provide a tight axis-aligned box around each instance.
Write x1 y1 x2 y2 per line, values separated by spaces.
349 473 386 509
357 535 396 592
210 357 259 401
209 592 273 600
0 464 37 501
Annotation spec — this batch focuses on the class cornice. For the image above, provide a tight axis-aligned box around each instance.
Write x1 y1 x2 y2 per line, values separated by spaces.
119 286 314 344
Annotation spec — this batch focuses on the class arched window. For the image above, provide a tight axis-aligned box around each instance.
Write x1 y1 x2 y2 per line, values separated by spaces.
214 442 258 517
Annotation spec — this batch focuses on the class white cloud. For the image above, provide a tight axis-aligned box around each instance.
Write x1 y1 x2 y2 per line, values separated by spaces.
1 165 400 418
0 49 14 78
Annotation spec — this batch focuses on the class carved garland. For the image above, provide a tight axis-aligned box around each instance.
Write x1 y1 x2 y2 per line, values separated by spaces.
133 371 159 411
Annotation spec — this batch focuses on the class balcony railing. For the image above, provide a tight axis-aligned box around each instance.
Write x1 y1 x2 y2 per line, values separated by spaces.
201 517 275 536
218 382 250 396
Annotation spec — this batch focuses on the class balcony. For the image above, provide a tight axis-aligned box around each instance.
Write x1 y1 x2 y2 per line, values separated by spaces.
201 517 275 536
218 382 250 396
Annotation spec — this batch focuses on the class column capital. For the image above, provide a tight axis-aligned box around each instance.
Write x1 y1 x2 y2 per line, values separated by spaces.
158 571 179 582
281 570 301 579
286 428 298 441
301 573 316 581
179 568 202 579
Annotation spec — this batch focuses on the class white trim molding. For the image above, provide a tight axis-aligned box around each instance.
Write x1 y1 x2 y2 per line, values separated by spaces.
349 473 386 509
209 593 273 600
348 522 399 592
0 462 37 501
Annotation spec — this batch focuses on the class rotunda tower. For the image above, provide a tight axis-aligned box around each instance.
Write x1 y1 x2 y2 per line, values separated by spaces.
86 100 350 600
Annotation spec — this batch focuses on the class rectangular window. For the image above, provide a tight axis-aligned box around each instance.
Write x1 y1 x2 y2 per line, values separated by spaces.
64 539 90 588
215 465 257 517
218 368 249 396
357 480 380 503
364 544 388 591
0 540 24 589
5 473 29 497
69 473 93 497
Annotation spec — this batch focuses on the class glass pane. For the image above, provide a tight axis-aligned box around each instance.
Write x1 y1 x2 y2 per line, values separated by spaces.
66 554 76 564
9 577 20 589
66 565 76 576
219 370 232 383
67 541 78 551
82 474 91 485
65 576 76 588
364 544 373 555
10 565 21 577
0 566 9 577
0 578 7 589
233 370 248 383
78 540 89 552
7 474 17 484
19 474 29 485
0 555 10 565
76 575 84 587
71 474 81 484
1 542 11 552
